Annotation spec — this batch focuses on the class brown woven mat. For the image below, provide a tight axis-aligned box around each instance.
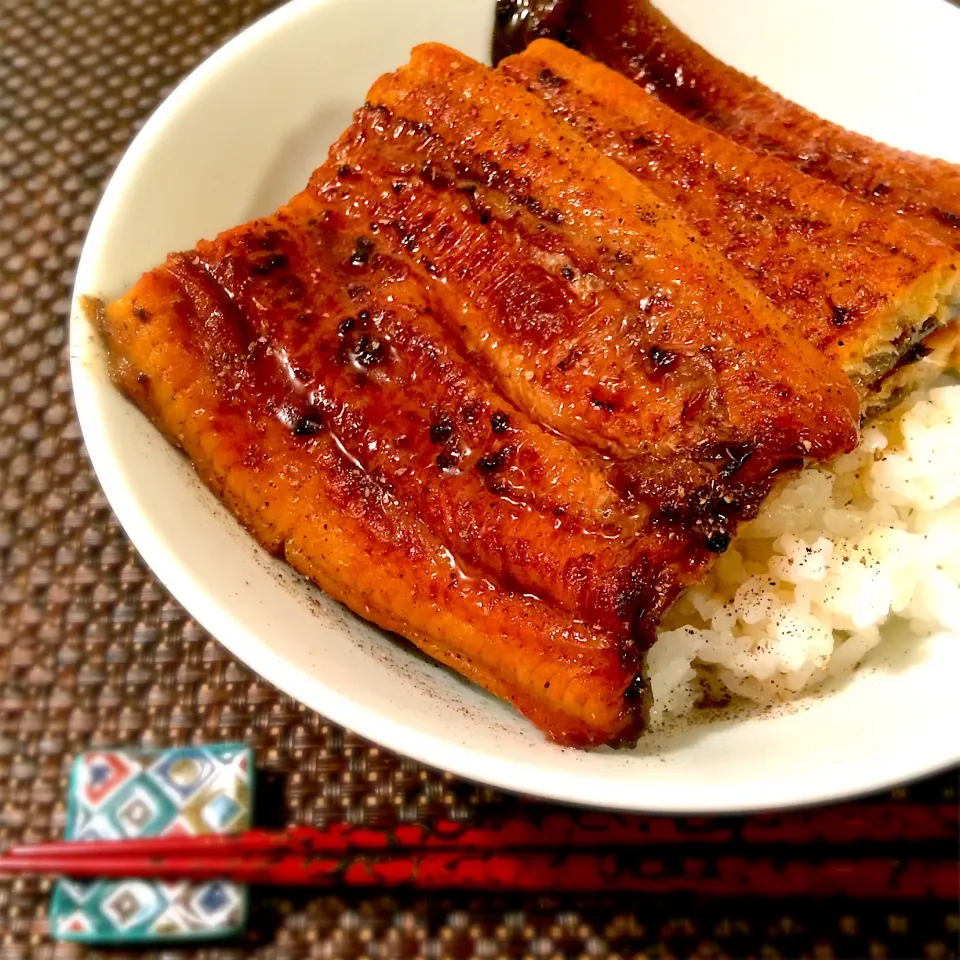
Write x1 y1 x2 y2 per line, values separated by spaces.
0 1 957 957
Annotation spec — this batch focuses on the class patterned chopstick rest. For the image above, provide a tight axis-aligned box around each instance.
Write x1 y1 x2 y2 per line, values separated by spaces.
50 744 253 943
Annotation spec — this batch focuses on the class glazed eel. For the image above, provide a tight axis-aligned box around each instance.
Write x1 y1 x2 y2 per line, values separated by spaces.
93 45 858 747
500 39 960 417
493 0 960 411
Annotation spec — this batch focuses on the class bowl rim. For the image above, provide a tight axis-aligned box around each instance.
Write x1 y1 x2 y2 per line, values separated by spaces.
70 0 960 814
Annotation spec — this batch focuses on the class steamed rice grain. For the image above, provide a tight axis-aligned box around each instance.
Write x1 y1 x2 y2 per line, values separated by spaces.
648 381 960 723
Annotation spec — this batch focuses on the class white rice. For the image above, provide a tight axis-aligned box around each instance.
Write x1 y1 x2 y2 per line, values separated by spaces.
648 380 960 723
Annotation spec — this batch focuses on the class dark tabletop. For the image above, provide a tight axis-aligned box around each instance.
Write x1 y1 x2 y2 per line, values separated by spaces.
0 1 957 957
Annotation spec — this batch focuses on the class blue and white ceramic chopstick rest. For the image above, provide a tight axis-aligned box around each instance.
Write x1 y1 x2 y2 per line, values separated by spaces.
50 743 253 943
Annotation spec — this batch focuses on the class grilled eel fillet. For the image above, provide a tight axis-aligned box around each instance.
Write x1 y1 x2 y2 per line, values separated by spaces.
93 45 858 748
494 0 960 251
501 40 960 417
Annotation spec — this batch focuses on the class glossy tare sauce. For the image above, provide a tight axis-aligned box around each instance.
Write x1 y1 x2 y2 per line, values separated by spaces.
492 0 580 64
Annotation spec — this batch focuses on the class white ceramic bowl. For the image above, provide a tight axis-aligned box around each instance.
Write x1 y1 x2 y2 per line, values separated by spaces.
71 0 960 812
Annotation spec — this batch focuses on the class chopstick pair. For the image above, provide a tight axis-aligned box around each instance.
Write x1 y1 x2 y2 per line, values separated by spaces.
2 810 958 897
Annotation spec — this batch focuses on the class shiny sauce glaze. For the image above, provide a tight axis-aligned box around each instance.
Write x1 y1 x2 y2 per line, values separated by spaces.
166 205 689 641
362 46 858 524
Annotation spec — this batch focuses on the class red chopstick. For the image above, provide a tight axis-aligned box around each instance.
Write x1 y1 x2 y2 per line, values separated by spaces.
0 849 956 898
6 818 731 859
1 807 955 897
8 803 955 860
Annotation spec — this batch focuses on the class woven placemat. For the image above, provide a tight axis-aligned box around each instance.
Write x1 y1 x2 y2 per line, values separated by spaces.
0 1 957 957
